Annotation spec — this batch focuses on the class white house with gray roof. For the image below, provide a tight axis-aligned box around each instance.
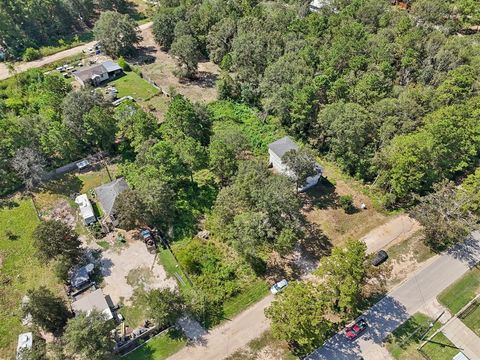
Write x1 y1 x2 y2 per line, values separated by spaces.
73 60 122 87
268 136 322 192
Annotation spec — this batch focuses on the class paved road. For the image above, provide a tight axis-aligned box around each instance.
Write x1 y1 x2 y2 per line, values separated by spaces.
168 295 273 360
167 215 424 360
0 22 153 81
443 317 480 360
306 234 480 360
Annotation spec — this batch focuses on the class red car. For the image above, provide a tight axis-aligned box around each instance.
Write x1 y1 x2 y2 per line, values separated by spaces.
345 319 368 340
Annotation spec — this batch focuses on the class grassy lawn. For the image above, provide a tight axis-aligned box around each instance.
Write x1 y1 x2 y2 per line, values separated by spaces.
226 330 297 360
0 198 63 358
121 329 186 360
386 313 457 360
223 280 269 320
303 174 390 247
438 267 480 313
421 332 459 360
110 71 159 101
157 248 192 292
462 304 480 337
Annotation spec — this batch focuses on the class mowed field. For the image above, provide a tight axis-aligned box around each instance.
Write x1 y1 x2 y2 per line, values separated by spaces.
0 198 63 358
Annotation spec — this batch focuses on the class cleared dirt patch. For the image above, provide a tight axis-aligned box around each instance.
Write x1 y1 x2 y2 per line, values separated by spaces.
132 27 219 104
303 176 389 247
99 240 176 305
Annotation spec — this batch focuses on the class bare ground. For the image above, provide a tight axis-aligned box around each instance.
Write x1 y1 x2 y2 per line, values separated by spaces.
132 27 219 104
302 178 389 247
99 239 176 305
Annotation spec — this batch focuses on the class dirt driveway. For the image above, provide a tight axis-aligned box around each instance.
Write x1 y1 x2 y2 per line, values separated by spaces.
99 240 176 305
362 214 420 254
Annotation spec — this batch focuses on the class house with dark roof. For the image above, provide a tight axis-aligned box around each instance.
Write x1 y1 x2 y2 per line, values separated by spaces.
73 60 123 87
268 136 322 192
95 177 129 225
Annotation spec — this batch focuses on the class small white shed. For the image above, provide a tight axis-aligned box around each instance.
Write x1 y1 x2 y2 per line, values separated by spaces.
268 136 322 192
75 194 96 225
16 332 32 360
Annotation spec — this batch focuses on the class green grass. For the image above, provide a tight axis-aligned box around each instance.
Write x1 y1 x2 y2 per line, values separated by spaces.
121 330 186 360
120 291 149 328
462 303 480 337
0 198 63 358
157 248 193 292
78 165 118 193
223 280 269 320
38 31 94 58
110 71 159 101
421 332 459 360
438 267 480 314
386 313 453 360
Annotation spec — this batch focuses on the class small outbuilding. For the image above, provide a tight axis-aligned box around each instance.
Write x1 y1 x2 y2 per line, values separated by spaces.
75 194 96 225
268 136 322 192
73 60 123 87
71 288 113 320
16 332 32 360
95 177 129 226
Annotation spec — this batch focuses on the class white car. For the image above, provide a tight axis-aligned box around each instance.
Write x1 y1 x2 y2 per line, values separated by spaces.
270 279 288 294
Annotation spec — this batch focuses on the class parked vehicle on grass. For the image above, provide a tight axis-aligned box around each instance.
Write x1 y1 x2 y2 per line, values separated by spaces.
372 250 388 266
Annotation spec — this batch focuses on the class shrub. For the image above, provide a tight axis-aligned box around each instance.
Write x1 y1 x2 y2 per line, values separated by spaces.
339 194 354 212
117 56 131 71
22 47 41 61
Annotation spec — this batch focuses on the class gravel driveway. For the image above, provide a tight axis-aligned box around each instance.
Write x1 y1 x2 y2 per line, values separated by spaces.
99 240 176 305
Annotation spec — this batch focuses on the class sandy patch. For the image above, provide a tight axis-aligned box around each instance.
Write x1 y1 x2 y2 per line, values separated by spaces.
361 215 420 254
99 240 176 305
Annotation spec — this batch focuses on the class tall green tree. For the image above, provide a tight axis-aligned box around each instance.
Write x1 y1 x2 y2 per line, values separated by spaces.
162 95 212 146
411 181 478 251
208 128 249 185
265 282 334 355
170 35 202 79
33 220 82 262
145 289 185 327
63 311 115 360
315 240 368 316
23 287 71 334
94 11 141 57
281 147 319 191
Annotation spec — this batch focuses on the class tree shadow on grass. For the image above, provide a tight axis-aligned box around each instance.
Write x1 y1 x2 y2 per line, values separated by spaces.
0 198 19 210
179 71 218 89
40 174 83 197
303 177 339 211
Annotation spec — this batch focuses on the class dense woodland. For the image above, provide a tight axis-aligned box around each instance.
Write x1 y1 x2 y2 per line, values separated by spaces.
2 0 480 357
152 0 480 206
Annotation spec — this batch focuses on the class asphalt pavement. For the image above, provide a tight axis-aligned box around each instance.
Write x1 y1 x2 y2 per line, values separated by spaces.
306 234 480 360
